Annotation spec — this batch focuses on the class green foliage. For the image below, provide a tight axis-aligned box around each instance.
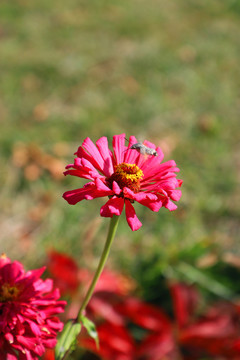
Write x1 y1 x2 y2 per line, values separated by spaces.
80 315 99 349
55 320 81 360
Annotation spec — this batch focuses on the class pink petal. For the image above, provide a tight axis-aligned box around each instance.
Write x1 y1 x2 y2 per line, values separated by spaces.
155 146 164 161
123 135 140 164
64 168 95 180
112 181 122 195
6 352 18 360
164 199 178 211
134 192 163 212
123 188 163 212
82 137 104 168
75 146 105 175
2 262 23 283
139 156 159 175
96 137 114 177
41 338 57 348
168 189 182 201
4 333 14 344
125 200 142 231
95 178 112 192
178 179 183 187
79 137 112 176
143 139 156 149
112 134 126 165
63 184 95 205
122 187 135 200
141 165 176 186
100 197 124 217
81 158 103 178
19 349 32 360
63 182 112 205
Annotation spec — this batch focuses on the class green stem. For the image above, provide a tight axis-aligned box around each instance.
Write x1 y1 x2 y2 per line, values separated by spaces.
77 215 120 321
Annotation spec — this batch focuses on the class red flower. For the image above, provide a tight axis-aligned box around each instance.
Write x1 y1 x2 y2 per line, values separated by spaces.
63 134 182 231
80 281 240 360
0 255 66 360
116 297 178 360
170 283 240 359
81 322 136 360
47 250 79 296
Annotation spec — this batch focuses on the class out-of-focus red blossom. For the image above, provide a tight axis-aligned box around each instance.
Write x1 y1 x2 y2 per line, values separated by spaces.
63 134 182 231
0 255 66 360
178 304 240 359
47 251 134 298
80 283 240 360
46 251 240 360
171 283 240 360
116 298 178 360
170 282 199 328
47 250 79 295
47 251 135 326
81 323 136 360
42 349 55 360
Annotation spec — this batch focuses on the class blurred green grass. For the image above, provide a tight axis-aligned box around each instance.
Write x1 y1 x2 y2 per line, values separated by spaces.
0 0 240 298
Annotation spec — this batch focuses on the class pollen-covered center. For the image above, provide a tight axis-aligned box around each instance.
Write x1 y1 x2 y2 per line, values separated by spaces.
0 283 20 302
106 163 143 193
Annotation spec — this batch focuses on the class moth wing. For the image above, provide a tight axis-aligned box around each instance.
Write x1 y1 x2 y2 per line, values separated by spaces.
139 146 147 155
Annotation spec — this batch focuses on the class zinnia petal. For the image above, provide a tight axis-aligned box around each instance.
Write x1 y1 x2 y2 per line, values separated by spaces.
112 133 126 165
96 137 114 177
125 200 142 231
100 197 124 217
63 181 112 205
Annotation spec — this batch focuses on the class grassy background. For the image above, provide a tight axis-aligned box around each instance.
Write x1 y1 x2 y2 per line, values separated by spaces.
0 0 240 303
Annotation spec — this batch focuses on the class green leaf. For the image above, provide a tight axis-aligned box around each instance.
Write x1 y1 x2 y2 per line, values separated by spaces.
55 319 81 360
80 315 99 349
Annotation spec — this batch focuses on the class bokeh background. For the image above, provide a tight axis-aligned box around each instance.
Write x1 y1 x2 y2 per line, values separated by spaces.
1 0 240 343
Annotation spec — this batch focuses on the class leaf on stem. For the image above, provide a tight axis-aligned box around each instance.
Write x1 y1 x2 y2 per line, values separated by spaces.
80 315 99 349
55 319 82 360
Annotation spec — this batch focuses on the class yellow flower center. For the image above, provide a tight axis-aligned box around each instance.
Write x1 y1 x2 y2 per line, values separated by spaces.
106 163 143 193
0 283 20 301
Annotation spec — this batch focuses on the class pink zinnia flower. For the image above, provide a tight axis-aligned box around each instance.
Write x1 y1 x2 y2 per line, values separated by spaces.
0 255 66 360
63 134 182 231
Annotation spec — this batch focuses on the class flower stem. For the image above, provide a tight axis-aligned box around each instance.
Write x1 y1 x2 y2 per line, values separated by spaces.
77 215 120 321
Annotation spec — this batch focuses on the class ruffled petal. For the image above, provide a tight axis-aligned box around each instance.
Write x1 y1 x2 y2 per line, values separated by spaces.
79 137 112 177
178 179 183 187
112 133 126 165
125 200 142 231
75 145 102 172
64 157 105 181
123 188 163 212
63 182 113 205
143 139 156 149
168 189 182 201
164 198 178 211
95 178 112 192
134 192 163 212
63 183 96 205
123 135 140 164
155 146 164 161
5 352 18 360
100 197 124 217
112 181 122 195
140 155 162 176
96 136 114 177
2 262 23 283
4 333 14 344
